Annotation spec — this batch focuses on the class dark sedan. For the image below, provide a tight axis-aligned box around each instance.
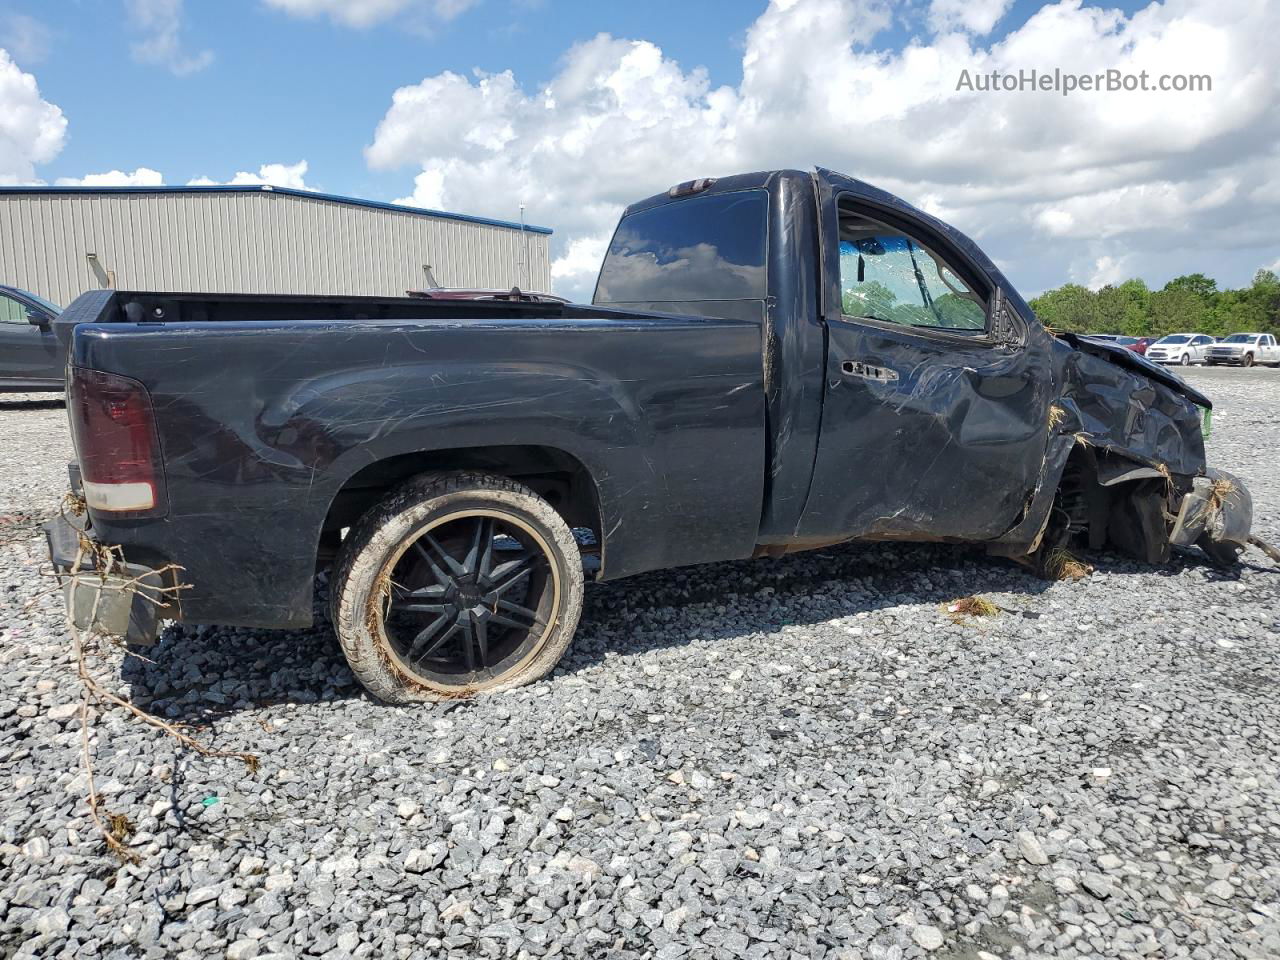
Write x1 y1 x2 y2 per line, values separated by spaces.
0 284 64 393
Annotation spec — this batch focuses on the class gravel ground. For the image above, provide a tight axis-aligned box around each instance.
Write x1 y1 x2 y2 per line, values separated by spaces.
1 368 1278 960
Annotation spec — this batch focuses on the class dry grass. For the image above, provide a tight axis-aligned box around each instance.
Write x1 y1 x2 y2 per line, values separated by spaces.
58 541 259 860
947 595 1000 620
1207 474 1238 511
1048 405 1067 431
1044 547 1093 581
1072 431 1094 448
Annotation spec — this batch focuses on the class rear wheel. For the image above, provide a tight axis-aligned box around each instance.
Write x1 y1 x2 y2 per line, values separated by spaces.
332 473 584 703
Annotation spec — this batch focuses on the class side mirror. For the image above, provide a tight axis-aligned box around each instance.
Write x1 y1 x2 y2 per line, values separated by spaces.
26 309 50 329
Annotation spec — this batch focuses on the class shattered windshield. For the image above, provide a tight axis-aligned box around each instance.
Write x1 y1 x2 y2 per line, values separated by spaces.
837 211 986 333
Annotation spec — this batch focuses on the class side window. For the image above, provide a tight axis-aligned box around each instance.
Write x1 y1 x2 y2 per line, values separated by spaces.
0 294 27 324
594 190 768 304
837 206 987 333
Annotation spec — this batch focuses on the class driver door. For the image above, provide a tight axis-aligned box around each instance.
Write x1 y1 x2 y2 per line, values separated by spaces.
0 292 61 388
796 185 1056 543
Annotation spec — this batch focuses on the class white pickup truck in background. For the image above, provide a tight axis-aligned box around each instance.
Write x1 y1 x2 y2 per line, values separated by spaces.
1205 333 1280 367
1146 333 1216 366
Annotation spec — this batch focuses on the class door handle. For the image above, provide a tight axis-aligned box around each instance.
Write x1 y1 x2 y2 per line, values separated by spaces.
841 359 899 383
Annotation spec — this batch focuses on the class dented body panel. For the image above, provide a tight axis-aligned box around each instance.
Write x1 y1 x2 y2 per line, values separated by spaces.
52 168 1248 635
70 311 765 627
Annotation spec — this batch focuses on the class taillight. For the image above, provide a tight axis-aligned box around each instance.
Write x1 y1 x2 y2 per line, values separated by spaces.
68 368 166 514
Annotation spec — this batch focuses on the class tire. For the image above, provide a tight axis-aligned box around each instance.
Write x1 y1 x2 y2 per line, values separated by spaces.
1243 353 1255 367
1179 353 1191 366
332 472 584 703
1197 534 1242 568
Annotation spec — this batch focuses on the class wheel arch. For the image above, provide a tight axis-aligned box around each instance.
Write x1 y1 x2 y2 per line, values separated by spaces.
317 444 604 572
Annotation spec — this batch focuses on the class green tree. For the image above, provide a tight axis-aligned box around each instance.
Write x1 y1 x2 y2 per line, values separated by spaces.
1029 267 1278 338
1028 283 1099 333
1162 273 1219 301
1148 287 1208 337
1095 279 1151 336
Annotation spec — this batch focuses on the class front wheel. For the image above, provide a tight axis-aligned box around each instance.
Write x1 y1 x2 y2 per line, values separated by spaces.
332 472 585 703
1179 353 1191 366
1243 353 1255 367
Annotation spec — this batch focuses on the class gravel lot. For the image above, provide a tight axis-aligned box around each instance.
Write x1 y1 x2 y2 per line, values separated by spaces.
2 368 1278 960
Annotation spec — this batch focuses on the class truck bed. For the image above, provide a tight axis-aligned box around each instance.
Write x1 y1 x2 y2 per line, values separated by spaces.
62 291 768 628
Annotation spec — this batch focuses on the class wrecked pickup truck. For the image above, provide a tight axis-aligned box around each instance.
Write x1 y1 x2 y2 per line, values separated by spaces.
46 168 1257 703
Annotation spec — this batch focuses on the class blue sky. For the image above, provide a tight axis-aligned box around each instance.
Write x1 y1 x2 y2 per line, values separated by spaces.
7 0 761 196
8 0 1151 200
1 0 1274 300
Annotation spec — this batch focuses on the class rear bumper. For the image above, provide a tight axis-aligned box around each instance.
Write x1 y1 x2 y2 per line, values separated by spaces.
44 511 173 646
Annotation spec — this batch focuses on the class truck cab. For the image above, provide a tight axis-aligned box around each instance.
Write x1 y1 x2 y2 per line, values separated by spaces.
591 169 1205 553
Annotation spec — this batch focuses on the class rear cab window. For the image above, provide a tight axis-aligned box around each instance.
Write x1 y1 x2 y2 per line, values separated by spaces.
594 190 768 305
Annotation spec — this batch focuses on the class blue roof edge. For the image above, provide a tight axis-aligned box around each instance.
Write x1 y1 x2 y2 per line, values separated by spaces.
0 183 554 235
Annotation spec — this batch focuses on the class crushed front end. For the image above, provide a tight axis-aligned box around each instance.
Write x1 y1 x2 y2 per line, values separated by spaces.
993 334 1260 572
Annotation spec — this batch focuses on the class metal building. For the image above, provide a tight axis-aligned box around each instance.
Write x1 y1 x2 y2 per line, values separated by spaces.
0 185 553 307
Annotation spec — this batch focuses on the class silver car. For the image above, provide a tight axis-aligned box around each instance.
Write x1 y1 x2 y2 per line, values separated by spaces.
1206 333 1280 367
1145 333 1215 366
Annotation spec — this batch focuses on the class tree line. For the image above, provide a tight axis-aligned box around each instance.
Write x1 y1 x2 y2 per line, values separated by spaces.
1028 270 1280 338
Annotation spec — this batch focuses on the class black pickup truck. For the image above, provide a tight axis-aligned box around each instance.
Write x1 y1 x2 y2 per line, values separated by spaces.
47 168 1254 702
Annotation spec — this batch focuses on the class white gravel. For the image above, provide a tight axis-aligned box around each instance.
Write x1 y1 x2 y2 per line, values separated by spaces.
1 368 1278 959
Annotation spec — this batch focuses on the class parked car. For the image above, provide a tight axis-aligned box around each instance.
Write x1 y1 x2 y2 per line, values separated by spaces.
1146 333 1216 366
1205 333 1280 367
0 283 64 392
1083 334 1147 353
1129 336 1156 356
45 168 1255 703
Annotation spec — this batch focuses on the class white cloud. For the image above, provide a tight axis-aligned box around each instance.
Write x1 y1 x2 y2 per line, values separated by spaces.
55 167 164 187
127 0 214 76
366 0 1280 302
550 233 609 288
0 13 51 64
0 48 66 185
1085 255 1130 290
187 160 313 190
927 0 1012 36
263 0 479 28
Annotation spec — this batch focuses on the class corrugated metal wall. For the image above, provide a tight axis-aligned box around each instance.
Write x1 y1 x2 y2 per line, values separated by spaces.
0 190 552 307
